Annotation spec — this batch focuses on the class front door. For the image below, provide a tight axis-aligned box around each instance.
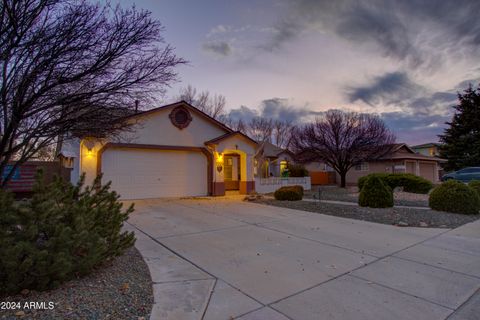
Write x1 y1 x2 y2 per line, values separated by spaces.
224 154 240 190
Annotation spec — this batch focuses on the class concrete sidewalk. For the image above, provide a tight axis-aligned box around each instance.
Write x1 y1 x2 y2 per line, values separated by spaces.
125 198 480 320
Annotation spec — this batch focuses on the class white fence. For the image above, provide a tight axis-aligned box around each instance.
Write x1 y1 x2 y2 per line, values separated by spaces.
255 177 311 194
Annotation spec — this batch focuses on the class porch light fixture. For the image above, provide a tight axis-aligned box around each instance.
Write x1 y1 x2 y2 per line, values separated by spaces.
215 152 223 172
84 140 95 158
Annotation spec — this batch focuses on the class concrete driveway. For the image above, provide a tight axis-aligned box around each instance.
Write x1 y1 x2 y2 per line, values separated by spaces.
124 197 480 320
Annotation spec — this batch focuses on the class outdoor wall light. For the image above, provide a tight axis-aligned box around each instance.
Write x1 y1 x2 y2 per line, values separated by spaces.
83 140 95 158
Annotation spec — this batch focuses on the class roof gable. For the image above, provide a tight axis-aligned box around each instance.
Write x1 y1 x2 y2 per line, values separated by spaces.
204 131 258 147
126 101 233 134
391 143 416 154
257 141 292 158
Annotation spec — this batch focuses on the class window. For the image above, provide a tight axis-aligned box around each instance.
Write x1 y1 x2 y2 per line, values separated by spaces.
169 106 192 129
355 162 369 171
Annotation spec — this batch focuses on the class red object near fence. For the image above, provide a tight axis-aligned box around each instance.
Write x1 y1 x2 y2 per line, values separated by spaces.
3 161 71 193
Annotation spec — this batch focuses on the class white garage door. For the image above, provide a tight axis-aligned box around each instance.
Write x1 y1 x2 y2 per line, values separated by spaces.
101 148 208 199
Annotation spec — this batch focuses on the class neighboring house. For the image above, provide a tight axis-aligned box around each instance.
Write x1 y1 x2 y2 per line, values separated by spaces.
254 141 294 178
61 101 257 199
254 141 312 193
411 143 442 157
340 143 445 186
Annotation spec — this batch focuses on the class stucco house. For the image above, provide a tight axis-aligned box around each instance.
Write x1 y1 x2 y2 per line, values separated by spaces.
339 143 445 185
254 141 294 178
60 101 257 199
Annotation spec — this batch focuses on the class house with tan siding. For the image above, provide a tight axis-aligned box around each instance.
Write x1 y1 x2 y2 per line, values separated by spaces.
338 144 445 186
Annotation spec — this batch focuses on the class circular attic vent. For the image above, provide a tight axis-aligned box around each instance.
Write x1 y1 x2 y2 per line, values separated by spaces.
169 106 192 129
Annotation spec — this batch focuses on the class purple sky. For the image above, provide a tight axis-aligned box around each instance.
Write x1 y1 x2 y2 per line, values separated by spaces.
118 0 480 144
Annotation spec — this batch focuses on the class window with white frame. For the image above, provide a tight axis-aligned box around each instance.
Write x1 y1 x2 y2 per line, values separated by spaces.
354 162 369 171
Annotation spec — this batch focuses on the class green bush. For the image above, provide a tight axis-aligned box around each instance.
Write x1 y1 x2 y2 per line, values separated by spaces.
287 164 309 177
429 180 480 214
468 180 480 197
358 175 394 208
358 173 433 194
289 185 304 197
274 186 303 201
358 173 389 190
0 172 135 294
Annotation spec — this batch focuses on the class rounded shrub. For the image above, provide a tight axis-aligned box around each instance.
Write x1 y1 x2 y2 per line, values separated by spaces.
274 186 303 201
388 173 433 194
358 175 394 208
358 173 433 194
468 180 480 198
358 173 389 190
0 172 135 294
429 180 480 214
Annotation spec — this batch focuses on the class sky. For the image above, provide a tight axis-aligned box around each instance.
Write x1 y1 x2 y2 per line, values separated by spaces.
118 0 480 144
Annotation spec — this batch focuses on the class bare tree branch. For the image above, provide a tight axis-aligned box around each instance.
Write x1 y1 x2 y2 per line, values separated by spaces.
291 110 396 187
0 0 186 186
177 85 226 120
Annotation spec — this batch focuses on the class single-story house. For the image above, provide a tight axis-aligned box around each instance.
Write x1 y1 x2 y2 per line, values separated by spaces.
254 141 294 178
340 143 445 185
61 101 257 199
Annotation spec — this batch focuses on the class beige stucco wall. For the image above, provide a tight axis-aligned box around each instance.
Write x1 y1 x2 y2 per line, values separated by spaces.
212 135 256 183
339 161 397 185
339 159 439 185
120 106 228 147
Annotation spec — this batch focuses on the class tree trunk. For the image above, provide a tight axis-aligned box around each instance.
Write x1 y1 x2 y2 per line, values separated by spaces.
340 171 347 188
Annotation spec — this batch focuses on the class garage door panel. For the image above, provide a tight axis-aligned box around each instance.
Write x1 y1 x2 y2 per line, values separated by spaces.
419 162 435 182
102 149 207 199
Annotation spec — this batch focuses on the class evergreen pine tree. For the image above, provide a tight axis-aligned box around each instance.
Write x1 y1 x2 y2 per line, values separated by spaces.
439 84 480 171
0 171 135 294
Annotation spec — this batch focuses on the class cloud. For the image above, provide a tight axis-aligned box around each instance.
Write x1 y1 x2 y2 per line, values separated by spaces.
227 98 321 123
265 20 305 51
455 78 480 91
347 71 461 115
380 112 450 144
206 25 231 38
228 105 258 123
266 0 480 68
202 41 232 57
347 72 423 106
226 95 455 144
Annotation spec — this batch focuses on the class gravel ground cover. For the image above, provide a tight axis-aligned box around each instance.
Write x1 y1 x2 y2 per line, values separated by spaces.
0 247 152 320
305 186 430 207
256 198 479 228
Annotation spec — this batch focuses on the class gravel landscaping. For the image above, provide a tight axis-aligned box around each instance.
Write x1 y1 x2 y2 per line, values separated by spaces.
0 247 153 320
256 198 479 228
305 186 430 207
